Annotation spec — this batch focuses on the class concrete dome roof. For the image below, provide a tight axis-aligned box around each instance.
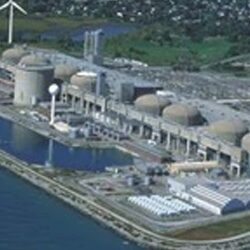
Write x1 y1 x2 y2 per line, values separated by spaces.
19 55 51 67
2 47 29 64
162 104 203 126
54 64 78 81
70 71 97 92
134 94 171 115
242 133 250 152
208 120 248 146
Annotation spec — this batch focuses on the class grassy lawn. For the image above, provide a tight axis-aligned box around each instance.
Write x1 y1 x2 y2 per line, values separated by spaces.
187 38 232 65
169 216 250 241
0 15 107 33
0 15 233 67
105 35 232 66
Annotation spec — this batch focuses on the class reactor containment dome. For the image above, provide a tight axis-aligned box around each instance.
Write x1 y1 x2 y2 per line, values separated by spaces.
162 104 203 126
208 120 248 146
241 133 250 153
54 64 78 82
70 71 97 92
134 94 171 115
1 47 29 65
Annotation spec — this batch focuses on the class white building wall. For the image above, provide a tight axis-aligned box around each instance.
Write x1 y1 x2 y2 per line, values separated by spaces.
190 196 222 215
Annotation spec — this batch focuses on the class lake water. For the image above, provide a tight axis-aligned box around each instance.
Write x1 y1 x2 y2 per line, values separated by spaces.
40 22 136 42
0 169 143 250
0 117 133 171
0 117 143 250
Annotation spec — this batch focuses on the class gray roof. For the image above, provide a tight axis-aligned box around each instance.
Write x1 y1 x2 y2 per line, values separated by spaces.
241 133 250 152
19 55 52 68
134 94 171 115
54 64 78 80
162 104 203 126
208 120 248 146
2 47 29 64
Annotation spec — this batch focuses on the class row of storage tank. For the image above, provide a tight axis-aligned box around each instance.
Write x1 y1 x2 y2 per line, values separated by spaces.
1 47 106 106
3 47 250 155
134 93 250 153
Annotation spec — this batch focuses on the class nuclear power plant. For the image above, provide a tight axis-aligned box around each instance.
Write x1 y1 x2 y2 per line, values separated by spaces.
1 45 250 177
2 36 250 235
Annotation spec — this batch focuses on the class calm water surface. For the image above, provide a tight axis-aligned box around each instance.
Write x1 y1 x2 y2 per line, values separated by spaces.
0 169 143 250
39 22 136 41
0 117 143 250
0 117 133 171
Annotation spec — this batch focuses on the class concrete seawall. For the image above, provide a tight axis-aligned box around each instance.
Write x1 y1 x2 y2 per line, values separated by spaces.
2 148 250 249
0 105 116 149
0 149 167 249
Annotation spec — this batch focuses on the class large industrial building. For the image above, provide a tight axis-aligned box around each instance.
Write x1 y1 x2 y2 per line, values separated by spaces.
2 38 250 223
1 45 250 177
167 177 247 215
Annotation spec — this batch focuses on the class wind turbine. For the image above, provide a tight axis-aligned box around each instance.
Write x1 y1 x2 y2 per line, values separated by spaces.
0 0 27 45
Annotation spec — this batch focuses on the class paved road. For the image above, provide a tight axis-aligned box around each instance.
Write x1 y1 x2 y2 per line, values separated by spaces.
3 148 250 249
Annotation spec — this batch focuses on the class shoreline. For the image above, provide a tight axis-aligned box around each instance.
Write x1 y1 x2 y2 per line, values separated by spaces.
0 105 164 162
0 149 164 249
0 167 146 249
1 106 250 248
115 144 140 158
2 147 250 249
0 105 117 149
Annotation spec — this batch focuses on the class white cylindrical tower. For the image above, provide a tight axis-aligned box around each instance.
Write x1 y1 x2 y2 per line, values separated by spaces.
48 84 59 125
14 55 54 106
